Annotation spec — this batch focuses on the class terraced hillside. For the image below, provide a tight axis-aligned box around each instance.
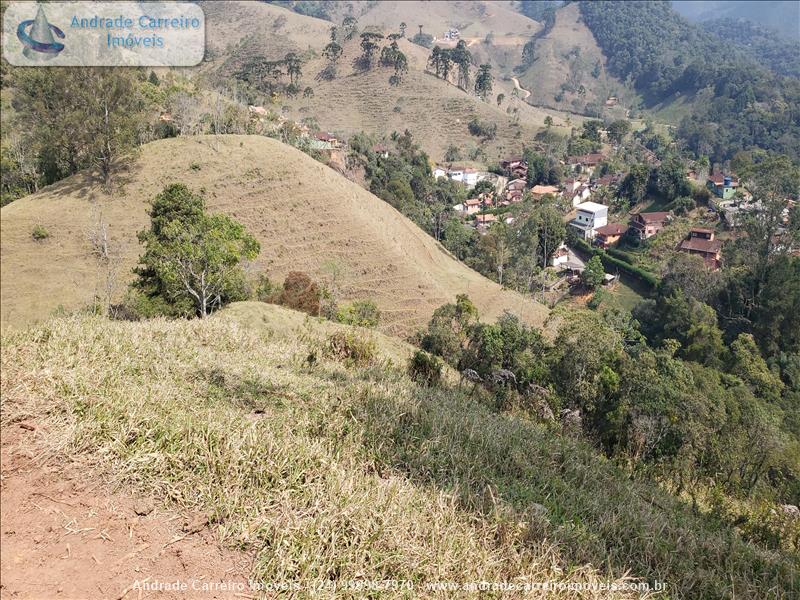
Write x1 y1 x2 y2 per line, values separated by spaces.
0 135 548 336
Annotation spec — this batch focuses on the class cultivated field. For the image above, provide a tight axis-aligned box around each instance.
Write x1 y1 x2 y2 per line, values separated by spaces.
0 135 548 336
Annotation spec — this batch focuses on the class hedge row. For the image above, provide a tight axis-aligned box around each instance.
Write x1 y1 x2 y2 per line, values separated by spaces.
573 238 659 289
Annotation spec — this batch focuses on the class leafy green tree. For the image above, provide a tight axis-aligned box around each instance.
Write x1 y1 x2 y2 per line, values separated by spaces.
147 71 160 86
452 40 473 90
730 334 785 401
581 256 605 289
652 154 691 201
607 119 631 144
13 67 144 185
619 163 650 206
421 294 479 366
443 217 476 261
479 222 513 285
132 184 259 318
581 119 604 143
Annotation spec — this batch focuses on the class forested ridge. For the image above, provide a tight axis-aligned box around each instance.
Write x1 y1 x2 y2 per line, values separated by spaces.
577 0 800 162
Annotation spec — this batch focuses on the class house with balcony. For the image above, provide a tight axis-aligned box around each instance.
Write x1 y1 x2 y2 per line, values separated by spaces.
569 201 608 239
629 211 670 240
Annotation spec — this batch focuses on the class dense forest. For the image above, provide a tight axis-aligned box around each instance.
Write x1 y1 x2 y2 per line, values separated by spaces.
577 0 800 162
701 17 800 79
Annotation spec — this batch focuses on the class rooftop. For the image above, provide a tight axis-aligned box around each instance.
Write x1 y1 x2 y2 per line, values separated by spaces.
680 238 722 254
575 201 608 213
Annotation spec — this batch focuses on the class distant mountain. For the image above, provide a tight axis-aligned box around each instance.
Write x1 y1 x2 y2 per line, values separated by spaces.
578 1 800 161
672 1 800 41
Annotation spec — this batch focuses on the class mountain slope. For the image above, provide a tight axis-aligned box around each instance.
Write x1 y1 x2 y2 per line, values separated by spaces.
2 304 795 598
514 2 634 118
0 135 548 335
199 2 574 163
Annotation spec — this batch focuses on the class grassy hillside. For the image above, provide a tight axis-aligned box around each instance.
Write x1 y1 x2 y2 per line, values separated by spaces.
0 135 547 335
2 304 796 597
199 2 574 163
330 0 541 39
515 2 634 118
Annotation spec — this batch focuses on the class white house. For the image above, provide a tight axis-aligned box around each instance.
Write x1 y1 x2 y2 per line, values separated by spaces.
569 201 608 239
434 165 483 188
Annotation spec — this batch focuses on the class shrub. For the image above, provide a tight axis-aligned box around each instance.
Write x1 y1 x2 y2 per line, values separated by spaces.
189 162 201 171
324 331 377 367
337 300 380 328
31 224 49 241
279 271 321 316
254 274 280 303
407 350 443 386
467 118 497 140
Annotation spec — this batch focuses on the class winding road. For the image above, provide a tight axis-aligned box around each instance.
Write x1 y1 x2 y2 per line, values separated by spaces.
510 76 532 100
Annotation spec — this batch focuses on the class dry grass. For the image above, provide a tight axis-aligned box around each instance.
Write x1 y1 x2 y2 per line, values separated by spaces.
2 304 796 598
198 1 576 163
0 307 637 598
0 135 548 336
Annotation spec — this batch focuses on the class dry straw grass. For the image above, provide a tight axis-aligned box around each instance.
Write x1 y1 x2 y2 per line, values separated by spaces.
2 303 796 597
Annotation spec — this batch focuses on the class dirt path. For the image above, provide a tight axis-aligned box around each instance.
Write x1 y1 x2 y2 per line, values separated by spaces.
511 77 532 100
1 424 252 599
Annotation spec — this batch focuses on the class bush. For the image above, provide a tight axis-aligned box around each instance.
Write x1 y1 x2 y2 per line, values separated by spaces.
31 224 49 241
574 238 659 289
324 331 377 367
337 300 381 328
279 271 321 316
254 274 280 303
467 118 497 140
407 350 443 386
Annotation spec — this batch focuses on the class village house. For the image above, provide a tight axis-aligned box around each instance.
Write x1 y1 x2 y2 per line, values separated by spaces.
566 153 605 176
592 172 622 190
474 213 497 232
531 184 562 200
678 228 722 270
629 211 670 240
563 177 591 206
551 244 570 268
594 223 627 249
500 157 528 179
569 201 608 239
371 143 390 158
707 173 739 200
311 131 341 150
434 165 483 188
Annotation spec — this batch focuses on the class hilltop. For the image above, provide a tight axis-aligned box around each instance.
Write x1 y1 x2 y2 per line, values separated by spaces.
0 135 548 335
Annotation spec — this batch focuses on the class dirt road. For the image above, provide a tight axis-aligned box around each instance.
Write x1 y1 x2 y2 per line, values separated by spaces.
1 424 251 599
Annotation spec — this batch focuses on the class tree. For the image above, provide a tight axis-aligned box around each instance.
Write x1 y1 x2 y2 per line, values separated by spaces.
607 119 631 145
284 52 302 85
496 93 505 106
399 22 407 37
280 271 321 316
342 16 358 41
147 71 160 86
544 116 553 128
581 119 604 143
619 163 650 206
357 32 384 70
132 184 259 318
653 154 691 201
428 46 442 77
421 294 479 366
474 63 493 100
452 40 473 90
479 222 512 285
581 255 605 289
13 68 144 185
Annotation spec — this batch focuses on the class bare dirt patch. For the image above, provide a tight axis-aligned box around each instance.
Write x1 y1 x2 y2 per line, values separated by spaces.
1 425 252 600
